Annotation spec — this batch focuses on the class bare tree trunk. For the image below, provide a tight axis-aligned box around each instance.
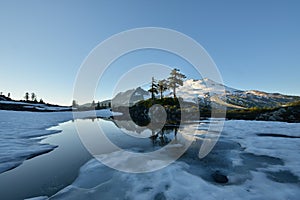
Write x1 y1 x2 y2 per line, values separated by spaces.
151 85 154 100
173 87 176 98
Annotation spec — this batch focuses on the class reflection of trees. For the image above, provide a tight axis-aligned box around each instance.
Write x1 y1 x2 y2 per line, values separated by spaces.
112 119 180 147
150 126 179 146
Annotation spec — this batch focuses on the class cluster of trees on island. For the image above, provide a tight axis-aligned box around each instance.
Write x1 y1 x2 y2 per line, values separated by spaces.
148 68 186 100
114 68 192 125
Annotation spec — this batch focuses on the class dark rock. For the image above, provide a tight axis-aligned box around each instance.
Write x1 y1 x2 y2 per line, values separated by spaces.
154 192 166 200
212 171 228 184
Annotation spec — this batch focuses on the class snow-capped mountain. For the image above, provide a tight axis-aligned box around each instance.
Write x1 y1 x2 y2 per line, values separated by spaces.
111 78 300 109
176 78 241 108
178 78 239 98
225 90 300 108
177 78 300 109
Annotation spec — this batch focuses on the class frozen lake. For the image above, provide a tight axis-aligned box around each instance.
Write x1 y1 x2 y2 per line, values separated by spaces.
0 110 299 199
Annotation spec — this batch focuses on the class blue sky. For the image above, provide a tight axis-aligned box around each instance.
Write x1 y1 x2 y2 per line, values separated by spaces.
0 0 299 105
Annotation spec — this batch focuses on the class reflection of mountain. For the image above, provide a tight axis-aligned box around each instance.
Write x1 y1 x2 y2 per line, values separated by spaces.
113 120 150 135
112 78 300 109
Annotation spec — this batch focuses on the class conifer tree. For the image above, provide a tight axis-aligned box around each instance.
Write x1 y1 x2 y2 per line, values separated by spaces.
148 77 158 100
24 92 29 101
168 68 186 98
157 79 168 100
31 93 37 102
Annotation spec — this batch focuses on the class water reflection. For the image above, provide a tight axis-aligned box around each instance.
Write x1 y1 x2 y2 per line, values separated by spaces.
77 117 182 149
148 126 179 146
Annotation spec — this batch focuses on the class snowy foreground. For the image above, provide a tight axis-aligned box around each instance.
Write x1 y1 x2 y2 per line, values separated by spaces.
0 110 299 199
32 120 300 200
0 109 117 173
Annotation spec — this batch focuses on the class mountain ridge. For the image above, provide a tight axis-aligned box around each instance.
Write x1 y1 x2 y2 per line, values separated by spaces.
111 78 300 109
